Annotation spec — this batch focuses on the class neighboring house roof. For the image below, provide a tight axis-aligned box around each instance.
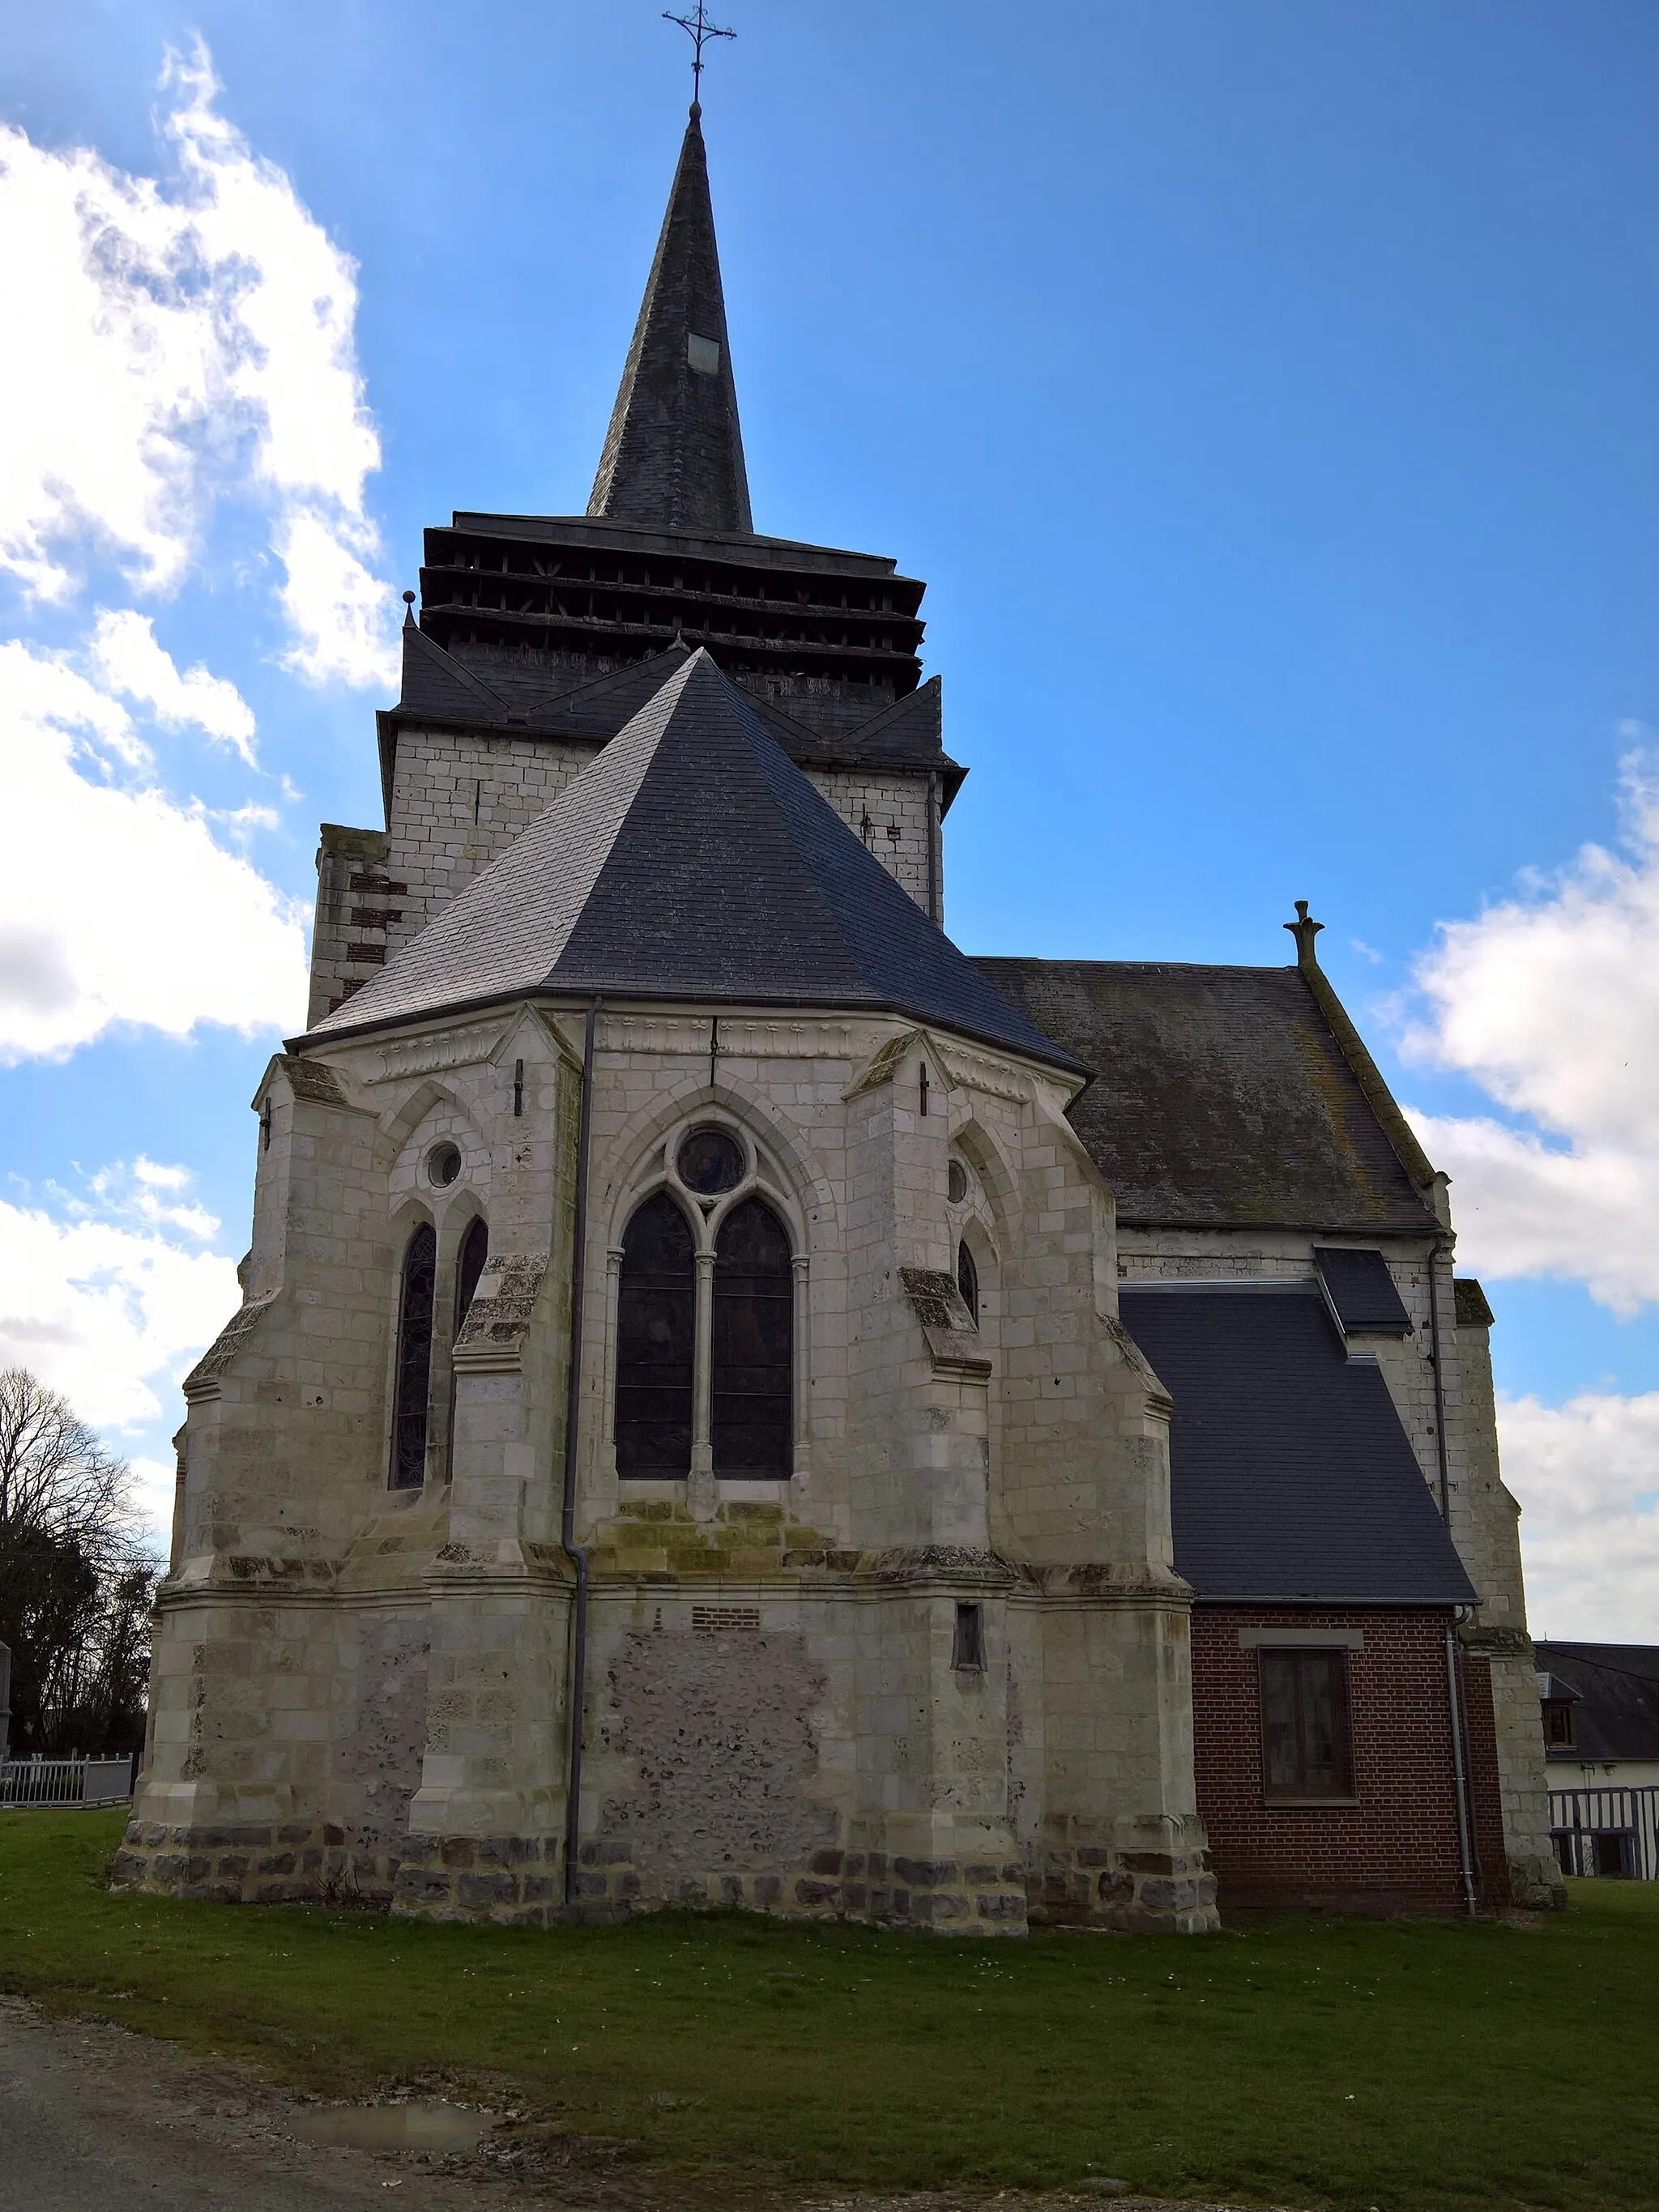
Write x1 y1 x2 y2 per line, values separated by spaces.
306 652 1077 1068
974 957 1438 1234
1535 1673 1581 1705
1532 1644 1659 1762
1119 1284 1476 1605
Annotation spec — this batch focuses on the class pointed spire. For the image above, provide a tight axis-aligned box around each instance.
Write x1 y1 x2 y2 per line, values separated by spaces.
587 109 753 536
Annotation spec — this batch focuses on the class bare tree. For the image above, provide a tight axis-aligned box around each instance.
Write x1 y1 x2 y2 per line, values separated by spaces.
0 1368 156 1758
0 1367 132 1558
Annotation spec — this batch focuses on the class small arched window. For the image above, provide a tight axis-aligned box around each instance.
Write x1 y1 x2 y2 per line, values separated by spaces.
454 1216 489 1338
957 1239 979 1328
616 1193 696 1477
713 1198 793 1476
390 1223 437 1489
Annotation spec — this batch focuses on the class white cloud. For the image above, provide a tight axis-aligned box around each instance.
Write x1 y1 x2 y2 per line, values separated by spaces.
1404 752 1659 1316
0 637 308 1059
275 509 401 688
0 1183 240 1430
127 1456 180 1553
89 608 257 762
1500 1391 1659 1639
72 1156 222 1243
0 40 398 687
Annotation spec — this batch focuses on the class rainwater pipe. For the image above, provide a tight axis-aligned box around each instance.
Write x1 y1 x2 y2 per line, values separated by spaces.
1427 1225 1480 1919
926 771 941 926
561 995 600 1911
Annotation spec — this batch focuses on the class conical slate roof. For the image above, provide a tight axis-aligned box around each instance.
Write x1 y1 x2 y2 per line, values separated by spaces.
586 109 753 535
305 653 1077 1070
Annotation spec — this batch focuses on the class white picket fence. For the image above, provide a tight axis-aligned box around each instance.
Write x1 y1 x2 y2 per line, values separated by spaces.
0 1755 134 1808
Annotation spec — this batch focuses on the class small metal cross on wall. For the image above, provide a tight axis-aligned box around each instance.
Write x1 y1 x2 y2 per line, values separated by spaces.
663 0 735 107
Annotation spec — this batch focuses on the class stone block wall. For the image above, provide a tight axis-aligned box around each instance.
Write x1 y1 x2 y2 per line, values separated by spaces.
123 998 1220 1935
306 723 948 1034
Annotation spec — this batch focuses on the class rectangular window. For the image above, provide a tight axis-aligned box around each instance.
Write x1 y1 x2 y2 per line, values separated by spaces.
952 1601 985 1673
1543 1699 1576 1749
1259 1648 1355 1802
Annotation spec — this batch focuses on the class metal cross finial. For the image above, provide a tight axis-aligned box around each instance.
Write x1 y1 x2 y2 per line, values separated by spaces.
664 1 735 109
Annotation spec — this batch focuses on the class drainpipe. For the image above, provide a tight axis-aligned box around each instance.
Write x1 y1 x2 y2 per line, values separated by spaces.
561 996 600 1909
1445 1614 1480 1920
926 771 940 926
1428 1234 1480 1916
1426 1230 1452 1524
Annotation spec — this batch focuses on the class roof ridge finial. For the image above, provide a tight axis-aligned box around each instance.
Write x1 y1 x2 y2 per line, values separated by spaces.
1285 897 1324 970
663 2 735 113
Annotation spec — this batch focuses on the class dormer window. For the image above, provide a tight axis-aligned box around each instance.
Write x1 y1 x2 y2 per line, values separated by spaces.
1542 1698 1576 1750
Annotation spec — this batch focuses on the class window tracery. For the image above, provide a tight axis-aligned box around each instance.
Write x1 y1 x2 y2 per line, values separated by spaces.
612 1118 799 1482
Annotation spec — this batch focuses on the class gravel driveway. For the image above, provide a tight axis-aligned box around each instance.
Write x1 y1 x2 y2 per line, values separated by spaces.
0 1995 1285 2212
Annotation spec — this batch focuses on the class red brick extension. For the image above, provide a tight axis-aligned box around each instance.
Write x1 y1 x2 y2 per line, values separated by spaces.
1191 1607 1506 1916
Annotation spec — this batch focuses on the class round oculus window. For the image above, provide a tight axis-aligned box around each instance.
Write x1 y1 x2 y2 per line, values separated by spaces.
428 1141 463 1188
947 1159 970 1204
676 1126 745 1196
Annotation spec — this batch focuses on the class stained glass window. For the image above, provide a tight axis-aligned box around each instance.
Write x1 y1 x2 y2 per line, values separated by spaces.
616 1194 697 1476
390 1224 437 1489
711 1198 792 1476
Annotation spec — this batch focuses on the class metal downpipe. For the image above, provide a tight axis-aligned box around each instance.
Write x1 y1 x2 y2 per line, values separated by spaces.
1428 1233 1479 1917
561 996 600 1910
1446 1616 1480 1919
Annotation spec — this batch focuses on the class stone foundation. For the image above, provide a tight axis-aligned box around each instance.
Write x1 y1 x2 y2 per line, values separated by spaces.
112 1822 336 1907
1026 1843 1218 1934
563 1842 1029 1931
390 1832 565 1925
113 1819 1220 1936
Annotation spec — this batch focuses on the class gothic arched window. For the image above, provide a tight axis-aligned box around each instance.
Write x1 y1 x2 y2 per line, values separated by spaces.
443 1215 491 1486
454 1216 489 1337
957 1239 979 1328
615 1193 696 1477
712 1198 793 1476
390 1223 437 1489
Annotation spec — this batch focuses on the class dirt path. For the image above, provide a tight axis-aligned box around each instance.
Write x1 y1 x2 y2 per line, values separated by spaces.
0 1995 1286 2212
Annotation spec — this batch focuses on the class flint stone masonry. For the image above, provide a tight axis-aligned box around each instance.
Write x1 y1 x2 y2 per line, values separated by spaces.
595 1628 837 1894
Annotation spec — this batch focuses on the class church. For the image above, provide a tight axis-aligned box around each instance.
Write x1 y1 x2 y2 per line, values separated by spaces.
117 100 1563 1930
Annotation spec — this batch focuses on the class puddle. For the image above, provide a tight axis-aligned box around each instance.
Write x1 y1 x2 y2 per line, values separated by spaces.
289 2099 494 2152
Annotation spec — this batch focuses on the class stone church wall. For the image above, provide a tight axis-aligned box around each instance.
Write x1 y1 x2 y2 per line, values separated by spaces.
121 1000 1218 1933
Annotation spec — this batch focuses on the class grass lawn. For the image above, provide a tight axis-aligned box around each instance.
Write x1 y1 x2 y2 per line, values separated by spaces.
2 1810 1655 2211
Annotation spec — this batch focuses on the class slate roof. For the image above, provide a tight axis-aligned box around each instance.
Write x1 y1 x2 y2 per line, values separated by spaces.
587 109 751 535
1532 1644 1659 1762
1315 1247 1413 1334
974 957 1438 1234
386 622 960 786
1120 1285 1477 1605
309 652 1076 1067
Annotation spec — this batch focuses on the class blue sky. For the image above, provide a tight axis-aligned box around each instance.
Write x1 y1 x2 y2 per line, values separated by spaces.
2 1 1657 1631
